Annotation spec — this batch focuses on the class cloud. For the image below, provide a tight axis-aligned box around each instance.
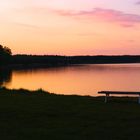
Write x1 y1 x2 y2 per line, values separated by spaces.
55 8 140 27
136 1 140 5
14 22 40 29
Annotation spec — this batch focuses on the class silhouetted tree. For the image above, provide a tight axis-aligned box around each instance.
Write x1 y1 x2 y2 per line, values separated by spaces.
0 44 12 65
0 45 12 55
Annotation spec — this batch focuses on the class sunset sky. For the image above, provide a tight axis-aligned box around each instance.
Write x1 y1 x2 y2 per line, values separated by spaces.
0 0 140 55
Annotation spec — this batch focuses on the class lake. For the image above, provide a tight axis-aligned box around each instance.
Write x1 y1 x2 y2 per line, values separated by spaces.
1 64 140 96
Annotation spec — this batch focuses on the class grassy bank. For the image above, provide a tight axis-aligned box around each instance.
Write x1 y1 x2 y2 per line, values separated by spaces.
0 88 140 140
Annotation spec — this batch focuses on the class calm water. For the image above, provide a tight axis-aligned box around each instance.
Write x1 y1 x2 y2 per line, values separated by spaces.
1 64 140 96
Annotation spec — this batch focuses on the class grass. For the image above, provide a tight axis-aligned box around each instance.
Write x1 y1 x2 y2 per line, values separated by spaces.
0 87 140 140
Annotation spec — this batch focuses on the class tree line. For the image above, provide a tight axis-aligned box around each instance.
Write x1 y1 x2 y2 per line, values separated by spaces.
1 44 140 67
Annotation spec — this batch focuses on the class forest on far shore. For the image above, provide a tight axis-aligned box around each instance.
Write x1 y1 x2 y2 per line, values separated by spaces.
1 44 140 67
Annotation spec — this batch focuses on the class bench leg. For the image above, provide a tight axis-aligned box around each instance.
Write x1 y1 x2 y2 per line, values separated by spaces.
138 94 140 104
105 94 109 103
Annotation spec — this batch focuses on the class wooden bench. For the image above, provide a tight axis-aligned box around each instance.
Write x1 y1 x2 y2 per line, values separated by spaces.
98 91 140 104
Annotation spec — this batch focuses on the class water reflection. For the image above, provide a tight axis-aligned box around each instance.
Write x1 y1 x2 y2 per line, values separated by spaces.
0 68 12 87
3 64 140 96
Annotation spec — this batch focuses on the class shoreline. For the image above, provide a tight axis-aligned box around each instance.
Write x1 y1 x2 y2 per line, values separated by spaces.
1 62 140 71
0 87 139 98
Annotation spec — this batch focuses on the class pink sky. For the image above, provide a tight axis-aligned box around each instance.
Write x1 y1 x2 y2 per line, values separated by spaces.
0 0 140 55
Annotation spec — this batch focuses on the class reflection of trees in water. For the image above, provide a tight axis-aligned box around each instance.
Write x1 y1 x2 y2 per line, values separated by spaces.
0 69 12 87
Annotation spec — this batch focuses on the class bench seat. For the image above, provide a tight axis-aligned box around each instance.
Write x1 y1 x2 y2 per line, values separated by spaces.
98 91 140 104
